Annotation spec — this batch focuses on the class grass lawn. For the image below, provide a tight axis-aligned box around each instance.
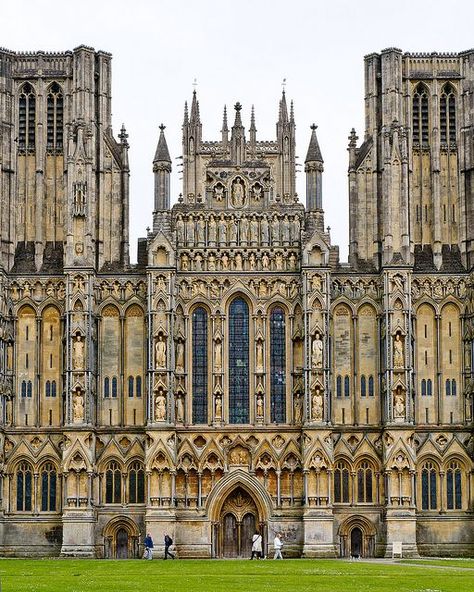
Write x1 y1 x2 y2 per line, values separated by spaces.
0 558 473 592
401 558 474 569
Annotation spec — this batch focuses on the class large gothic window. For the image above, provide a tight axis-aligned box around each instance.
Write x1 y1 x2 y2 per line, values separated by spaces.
413 83 429 146
16 461 32 511
40 462 57 512
192 307 208 424
105 461 122 504
334 461 350 503
128 461 145 504
270 306 286 423
18 83 36 152
229 297 249 424
446 461 462 510
421 461 437 510
46 82 63 152
440 83 456 146
357 461 373 503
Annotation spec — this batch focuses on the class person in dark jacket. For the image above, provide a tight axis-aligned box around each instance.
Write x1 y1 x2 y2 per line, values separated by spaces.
144 533 154 560
164 534 175 559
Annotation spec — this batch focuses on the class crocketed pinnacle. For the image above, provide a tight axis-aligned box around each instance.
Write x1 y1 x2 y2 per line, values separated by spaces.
153 124 171 163
305 124 323 163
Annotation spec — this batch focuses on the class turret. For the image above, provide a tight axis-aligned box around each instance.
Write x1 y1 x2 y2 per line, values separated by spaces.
230 102 245 164
305 124 324 211
153 124 172 211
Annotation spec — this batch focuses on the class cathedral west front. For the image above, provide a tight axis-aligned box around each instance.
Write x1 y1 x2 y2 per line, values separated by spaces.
0 45 473 559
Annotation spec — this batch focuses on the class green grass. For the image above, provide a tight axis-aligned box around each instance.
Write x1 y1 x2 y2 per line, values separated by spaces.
401 558 474 569
0 558 473 592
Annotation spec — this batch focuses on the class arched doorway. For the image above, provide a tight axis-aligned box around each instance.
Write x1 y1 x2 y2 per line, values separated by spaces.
350 527 363 557
103 517 140 559
218 487 262 558
338 516 376 558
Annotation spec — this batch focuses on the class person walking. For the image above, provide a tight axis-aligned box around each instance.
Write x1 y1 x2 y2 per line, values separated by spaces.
273 533 283 560
164 534 175 559
144 533 154 560
250 531 263 559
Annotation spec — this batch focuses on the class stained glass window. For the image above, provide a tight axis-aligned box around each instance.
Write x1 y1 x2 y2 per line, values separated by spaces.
368 375 374 397
128 461 145 504
334 461 350 503
270 307 286 423
229 298 249 424
361 375 366 397
105 461 122 504
40 463 56 512
421 462 437 510
357 461 373 503
446 461 462 510
16 462 32 511
192 307 208 424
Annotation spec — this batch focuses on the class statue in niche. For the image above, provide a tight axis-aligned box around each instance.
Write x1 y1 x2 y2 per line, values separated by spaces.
252 184 262 201
293 392 303 424
181 253 189 271
5 393 13 426
6 342 13 371
218 214 227 244
215 394 222 420
176 340 185 374
250 215 259 244
154 388 167 421
73 335 85 370
258 280 268 298
176 214 185 244
271 215 280 244
240 215 249 244
194 252 203 271
275 252 284 270
214 338 222 372
155 335 167 369
208 253 216 271
289 281 298 299
394 386 406 419
289 252 297 270
311 332 323 369
176 394 184 423
214 183 224 201
311 385 324 422
291 216 300 244
186 215 195 245
281 215 290 244
221 252 230 270
260 215 269 245
208 214 217 244
256 339 264 373
210 282 220 299
73 388 84 423
235 252 243 271
262 253 270 270
23 282 31 297
231 178 245 207
228 217 238 244
249 252 256 271
393 332 404 369
156 275 166 292
196 215 206 245
256 394 264 418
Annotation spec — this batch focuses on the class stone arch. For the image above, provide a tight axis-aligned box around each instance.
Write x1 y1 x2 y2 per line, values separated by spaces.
337 514 377 558
102 515 140 559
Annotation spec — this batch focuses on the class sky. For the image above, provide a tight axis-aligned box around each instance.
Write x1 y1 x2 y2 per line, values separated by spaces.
3 0 474 262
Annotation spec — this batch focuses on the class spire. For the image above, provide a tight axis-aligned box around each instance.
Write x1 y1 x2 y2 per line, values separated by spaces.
119 123 129 147
183 101 189 126
279 90 289 123
190 90 200 124
221 105 229 149
305 124 323 163
290 100 294 123
233 101 243 128
231 102 245 164
249 104 257 147
222 105 229 132
153 124 171 164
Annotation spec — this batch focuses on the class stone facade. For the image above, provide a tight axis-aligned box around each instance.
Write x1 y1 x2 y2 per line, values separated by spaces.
0 46 473 559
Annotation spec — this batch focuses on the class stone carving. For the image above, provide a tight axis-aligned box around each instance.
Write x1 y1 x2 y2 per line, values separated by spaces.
215 394 222 420
73 388 84 423
293 392 303 424
176 340 185 373
155 335 167 368
311 332 323 369
271 215 280 244
176 394 185 423
73 181 87 216
214 338 222 372
214 183 225 201
73 335 85 370
311 385 324 422
260 215 269 245
176 214 185 243
154 388 167 421
231 178 245 207
208 214 217 245
256 394 264 418
256 339 264 373
218 214 227 244
186 216 195 245
394 386 406 420
196 215 206 245
393 332 404 369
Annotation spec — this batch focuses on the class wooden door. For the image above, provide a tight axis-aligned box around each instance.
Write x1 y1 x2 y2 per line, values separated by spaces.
350 527 363 557
116 528 129 559
241 513 256 558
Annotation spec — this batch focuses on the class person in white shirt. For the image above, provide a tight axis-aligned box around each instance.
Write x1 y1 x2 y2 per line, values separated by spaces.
273 533 283 559
250 531 263 559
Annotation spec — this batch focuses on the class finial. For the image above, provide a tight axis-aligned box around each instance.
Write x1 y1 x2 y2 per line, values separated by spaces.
348 127 358 148
119 123 129 144
159 124 166 132
282 77 287 93
192 78 198 93
234 102 242 112
311 123 318 131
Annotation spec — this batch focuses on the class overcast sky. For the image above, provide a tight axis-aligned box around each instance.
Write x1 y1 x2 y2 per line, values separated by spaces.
3 0 474 262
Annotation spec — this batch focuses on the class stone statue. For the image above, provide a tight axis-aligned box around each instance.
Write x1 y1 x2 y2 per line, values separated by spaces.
155 335 167 368
393 333 404 368
186 215 195 245
293 393 303 424
218 214 227 245
291 216 300 244
73 388 84 423
176 214 185 244
176 340 185 373
256 340 264 373
394 386 405 419
256 394 264 418
196 215 206 245
235 252 243 271
154 389 167 421
249 252 256 271
231 178 245 207
208 253 216 271
214 184 225 201
271 215 280 244
73 335 85 370
208 215 217 245
275 252 284 270
250 215 259 244
262 253 270 270
311 386 324 422
214 339 222 372
260 215 269 245
312 332 323 369
176 394 184 423
281 215 290 244
215 395 222 420
181 253 189 271
221 252 230 270
6 342 13 371
228 217 238 244
239 215 249 245
252 184 262 201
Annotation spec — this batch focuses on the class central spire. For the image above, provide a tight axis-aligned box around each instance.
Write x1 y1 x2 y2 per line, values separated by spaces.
231 101 245 164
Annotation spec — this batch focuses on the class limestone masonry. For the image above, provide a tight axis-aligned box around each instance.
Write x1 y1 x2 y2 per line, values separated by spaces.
0 46 473 558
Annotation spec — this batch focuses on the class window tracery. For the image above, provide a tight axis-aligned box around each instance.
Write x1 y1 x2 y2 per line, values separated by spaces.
229 297 249 424
192 307 208 424
270 306 286 423
19 82 36 152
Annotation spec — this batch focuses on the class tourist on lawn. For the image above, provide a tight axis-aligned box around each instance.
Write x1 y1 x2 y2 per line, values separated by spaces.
164 534 175 559
250 531 263 559
273 533 283 559
144 533 154 560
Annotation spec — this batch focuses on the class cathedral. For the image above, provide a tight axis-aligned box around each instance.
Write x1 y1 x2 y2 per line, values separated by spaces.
0 45 473 559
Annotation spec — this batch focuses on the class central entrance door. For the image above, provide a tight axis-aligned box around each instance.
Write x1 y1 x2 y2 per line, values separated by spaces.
219 487 260 558
116 528 129 559
350 527 363 557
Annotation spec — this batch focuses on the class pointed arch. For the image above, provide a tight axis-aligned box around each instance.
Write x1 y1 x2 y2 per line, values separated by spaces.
440 82 456 145
192 305 209 424
18 82 36 152
46 81 63 152
228 296 250 424
412 82 429 145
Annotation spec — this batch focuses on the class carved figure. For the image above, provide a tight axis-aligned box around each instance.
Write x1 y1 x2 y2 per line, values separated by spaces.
73 388 84 423
312 332 323 369
240 215 249 245
293 393 303 424
256 340 264 373
215 395 222 420
250 215 259 244
154 389 167 421
186 216 195 245
176 394 184 422
394 386 405 419
260 216 269 244
176 214 185 243
271 215 280 244
228 217 238 244
256 394 264 418
393 333 404 368
214 339 222 372
218 214 227 244
311 386 324 422
231 178 245 207
176 340 185 373
196 215 205 245
155 335 167 368
73 335 85 370
208 215 217 244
